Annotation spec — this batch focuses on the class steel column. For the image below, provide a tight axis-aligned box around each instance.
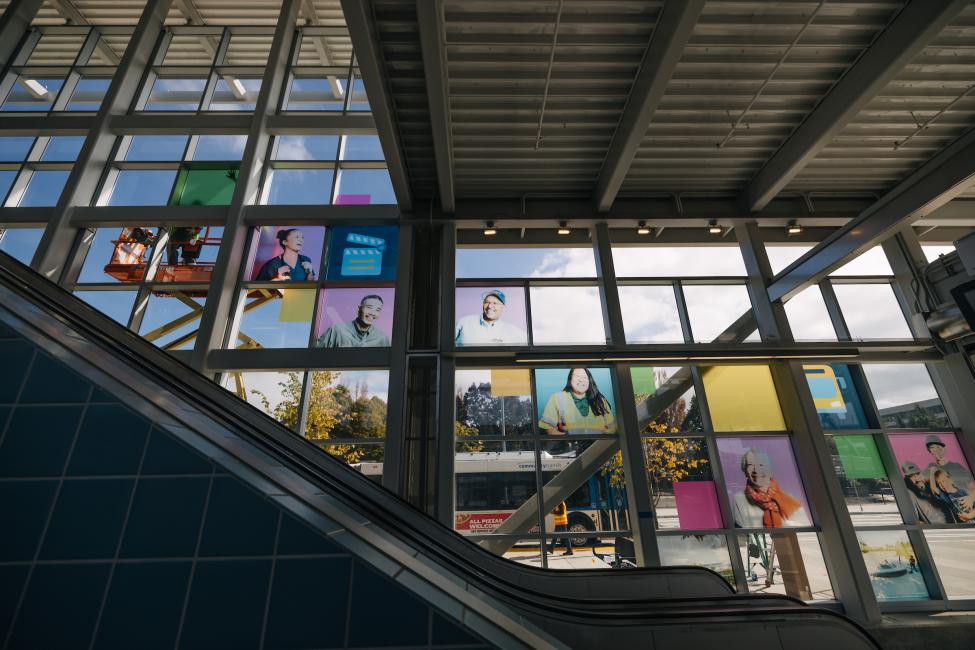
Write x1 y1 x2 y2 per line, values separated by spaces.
417 0 454 213
190 0 301 374
30 0 175 281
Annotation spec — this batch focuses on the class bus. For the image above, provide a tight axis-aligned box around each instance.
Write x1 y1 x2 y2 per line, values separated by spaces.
358 451 627 546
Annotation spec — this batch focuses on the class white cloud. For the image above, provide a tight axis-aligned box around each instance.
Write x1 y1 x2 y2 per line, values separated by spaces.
862 364 939 410
529 286 606 344
612 246 746 277
531 248 597 278
617 286 684 342
784 286 837 341
682 285 752 342
833 284 912 339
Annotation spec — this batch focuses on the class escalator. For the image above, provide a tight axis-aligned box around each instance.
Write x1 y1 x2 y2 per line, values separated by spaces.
0 252 880 649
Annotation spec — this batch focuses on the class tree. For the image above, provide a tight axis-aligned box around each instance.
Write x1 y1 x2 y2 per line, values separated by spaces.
251 370 387 464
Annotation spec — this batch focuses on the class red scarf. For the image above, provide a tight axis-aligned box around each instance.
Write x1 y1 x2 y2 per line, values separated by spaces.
744 479 802 528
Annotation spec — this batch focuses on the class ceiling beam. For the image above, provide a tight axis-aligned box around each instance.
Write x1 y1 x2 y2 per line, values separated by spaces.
592 0 704 212
340 0 413 210
741 0 969 212
299 0 344 98
48 0 121 64
417 0 454 212
767 127 975 303
0 0 45 68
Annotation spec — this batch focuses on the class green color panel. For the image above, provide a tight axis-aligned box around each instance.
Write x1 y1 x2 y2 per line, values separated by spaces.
170 166 238 206
630 367 657 397
835 435 886 479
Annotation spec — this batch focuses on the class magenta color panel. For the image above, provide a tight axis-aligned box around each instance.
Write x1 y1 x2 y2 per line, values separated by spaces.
315 286 395 338
888 432 971 477
248 225 326 281
674 480 723 529
454 286 528 333
335 194 371 205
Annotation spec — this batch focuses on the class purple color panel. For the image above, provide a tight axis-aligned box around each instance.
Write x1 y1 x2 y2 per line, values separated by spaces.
888 432 971 477
248 225 326 280
715 436 811 515
674 481 723 529
454 286 528 333
335 194 371 205
316 286 396 338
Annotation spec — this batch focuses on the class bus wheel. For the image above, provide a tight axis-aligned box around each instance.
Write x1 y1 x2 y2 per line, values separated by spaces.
567 515 596 547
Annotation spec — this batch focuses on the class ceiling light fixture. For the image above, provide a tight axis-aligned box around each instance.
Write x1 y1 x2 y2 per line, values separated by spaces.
637 220 651 235
557 221 571 235
483 221 497 236
707 219 723 235
787 220 803 236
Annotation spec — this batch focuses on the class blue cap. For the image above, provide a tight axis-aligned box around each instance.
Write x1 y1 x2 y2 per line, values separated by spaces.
482 289 506 305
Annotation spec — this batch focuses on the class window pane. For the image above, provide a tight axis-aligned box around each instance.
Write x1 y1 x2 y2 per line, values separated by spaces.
64 77 110 111
325 225 398 282
658 534 734 586
1 77 64 111
457 247 597 278
803 364 870 430
833 283 912 339
765 245 812 275
170 167 238 206
274 135 339 160
529 286 606 345
18 170 70 206
0 228 44 264
348 75 369 111
286 77 345 111
535 367 617 435
454 286 528 346
826 434 900 526
334 168 395 205
612 246 746 277
138 292 206 349
738 532 834 601
192 135 247 161
123 135 188 161
785 286 837 341
73 290 137 325
0 171 16 202
263 168 333 204
923 530 975 598
682 284 752 343
223 371 301 431
862 364 949 429
314 287 393 348
209 77 260 111
40 136 85 161
455 369 534 438
144 77 206 111
645 437 721 529
831 247 893 276
340 135 384 160
631 366 700 432
232 289 315 348
618 285 683 343
856 530 929 601
247 226 326 282
455 445 541 540
887 432 973 524
156 226 222 275
304 370 389 441
922 245 955 263
703 366 786 432
716 436 811 527
0 136 34 161
77 227 157 284
107 170 177 205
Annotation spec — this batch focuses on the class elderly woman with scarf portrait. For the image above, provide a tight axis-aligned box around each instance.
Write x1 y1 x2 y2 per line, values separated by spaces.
732 448 810 528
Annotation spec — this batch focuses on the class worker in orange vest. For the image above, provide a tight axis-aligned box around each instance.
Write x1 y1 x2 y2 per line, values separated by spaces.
548 501 573 556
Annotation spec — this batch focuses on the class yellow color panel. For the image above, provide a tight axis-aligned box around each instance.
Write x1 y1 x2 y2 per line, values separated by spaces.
490 369 531 396
279 289 315 323
702 365 786 432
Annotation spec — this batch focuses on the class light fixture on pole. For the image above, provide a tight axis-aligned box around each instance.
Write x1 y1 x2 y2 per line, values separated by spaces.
483 221 497 236
557 221 571 235
707 220 723 235
787 220 803 235
637 220 651 235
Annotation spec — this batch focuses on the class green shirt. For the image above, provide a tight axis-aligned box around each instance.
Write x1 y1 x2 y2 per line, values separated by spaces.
572 394 590 417
315 320 390 348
